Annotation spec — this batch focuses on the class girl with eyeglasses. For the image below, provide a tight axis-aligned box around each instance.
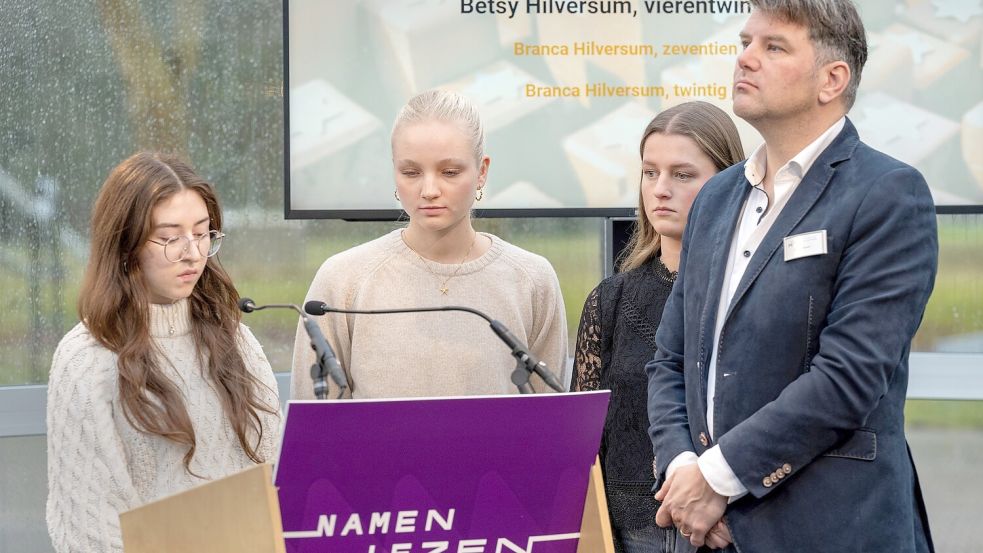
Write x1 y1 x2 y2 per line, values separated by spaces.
46 152 281 553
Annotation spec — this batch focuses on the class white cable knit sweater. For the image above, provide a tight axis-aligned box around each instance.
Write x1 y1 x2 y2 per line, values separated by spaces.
45 299 281 553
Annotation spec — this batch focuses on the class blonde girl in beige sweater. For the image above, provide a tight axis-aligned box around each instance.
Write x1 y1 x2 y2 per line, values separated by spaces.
291 90 567 399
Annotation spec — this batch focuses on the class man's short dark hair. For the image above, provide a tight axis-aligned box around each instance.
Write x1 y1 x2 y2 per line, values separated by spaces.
751 0 868 109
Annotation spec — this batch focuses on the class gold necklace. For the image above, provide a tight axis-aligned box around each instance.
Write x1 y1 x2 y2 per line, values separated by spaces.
403 231 478 295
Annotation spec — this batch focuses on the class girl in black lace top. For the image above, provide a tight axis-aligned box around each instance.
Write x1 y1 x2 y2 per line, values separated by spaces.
574 102 744 553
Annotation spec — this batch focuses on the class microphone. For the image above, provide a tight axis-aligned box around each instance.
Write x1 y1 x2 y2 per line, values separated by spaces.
487 320 564 394
238 297 349 399
304 301 564 394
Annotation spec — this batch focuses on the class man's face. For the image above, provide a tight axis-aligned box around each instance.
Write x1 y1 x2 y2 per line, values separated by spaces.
733 10 823 125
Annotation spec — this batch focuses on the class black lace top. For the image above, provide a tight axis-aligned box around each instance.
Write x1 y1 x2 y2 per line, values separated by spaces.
573 258 676 531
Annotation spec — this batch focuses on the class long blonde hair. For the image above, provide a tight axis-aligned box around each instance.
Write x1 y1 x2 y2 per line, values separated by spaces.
619 102 745 272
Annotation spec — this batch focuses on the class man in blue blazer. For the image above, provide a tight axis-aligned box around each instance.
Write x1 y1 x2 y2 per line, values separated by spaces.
646 1 937 551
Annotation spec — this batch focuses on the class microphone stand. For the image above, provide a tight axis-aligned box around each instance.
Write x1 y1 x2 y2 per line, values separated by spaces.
238 298 349 399
301 315 344 400
304 301 564 394
510 360 535 395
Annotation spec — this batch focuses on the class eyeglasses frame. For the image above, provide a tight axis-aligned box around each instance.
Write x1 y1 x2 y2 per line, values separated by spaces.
146 230 226 263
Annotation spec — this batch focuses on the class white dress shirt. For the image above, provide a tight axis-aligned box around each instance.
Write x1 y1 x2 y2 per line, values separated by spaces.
666 118 846 499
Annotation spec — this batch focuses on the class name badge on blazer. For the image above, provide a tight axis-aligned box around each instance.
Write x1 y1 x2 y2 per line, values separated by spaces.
784 229 828 261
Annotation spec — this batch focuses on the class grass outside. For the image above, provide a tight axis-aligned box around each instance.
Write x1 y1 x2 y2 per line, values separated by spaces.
911 217 983 350
906 400 983 429
2 216 981 426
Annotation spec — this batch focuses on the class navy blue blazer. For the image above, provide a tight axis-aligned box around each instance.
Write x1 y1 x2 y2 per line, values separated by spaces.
646 119 936 552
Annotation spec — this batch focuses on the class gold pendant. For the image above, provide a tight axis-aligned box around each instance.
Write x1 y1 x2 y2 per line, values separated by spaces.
439 286 449 295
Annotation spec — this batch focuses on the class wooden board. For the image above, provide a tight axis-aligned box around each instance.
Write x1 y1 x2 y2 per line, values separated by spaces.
120 463 285 553
577 456 616 553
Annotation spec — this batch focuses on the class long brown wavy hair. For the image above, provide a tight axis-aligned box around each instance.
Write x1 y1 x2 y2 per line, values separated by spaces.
78 152 277 474
619 101 746 272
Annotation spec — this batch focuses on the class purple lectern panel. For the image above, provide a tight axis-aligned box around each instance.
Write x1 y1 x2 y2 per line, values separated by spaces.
275 391 610 553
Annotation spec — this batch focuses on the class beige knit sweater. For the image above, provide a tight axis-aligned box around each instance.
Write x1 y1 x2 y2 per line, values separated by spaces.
46 299 281 553
291 229 568 399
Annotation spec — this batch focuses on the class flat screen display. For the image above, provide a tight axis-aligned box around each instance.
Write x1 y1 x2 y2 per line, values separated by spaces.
285 0 983 219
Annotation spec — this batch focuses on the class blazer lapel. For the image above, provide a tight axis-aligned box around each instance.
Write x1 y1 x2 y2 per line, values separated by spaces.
723 119 860 325
697 170 750 401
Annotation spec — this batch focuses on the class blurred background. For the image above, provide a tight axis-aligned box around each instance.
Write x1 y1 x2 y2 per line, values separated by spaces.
0 1 980 552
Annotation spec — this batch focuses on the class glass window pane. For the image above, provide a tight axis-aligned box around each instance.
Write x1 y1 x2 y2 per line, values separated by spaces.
914 214 983 353
0 0 283 384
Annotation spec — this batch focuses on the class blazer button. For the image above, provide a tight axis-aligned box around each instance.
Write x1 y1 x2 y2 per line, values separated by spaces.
782 463 792 474
763 476 773 487
770 471 779 481
699 432 709 447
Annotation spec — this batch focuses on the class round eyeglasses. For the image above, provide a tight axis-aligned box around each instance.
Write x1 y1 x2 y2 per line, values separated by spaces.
147 230 225 263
